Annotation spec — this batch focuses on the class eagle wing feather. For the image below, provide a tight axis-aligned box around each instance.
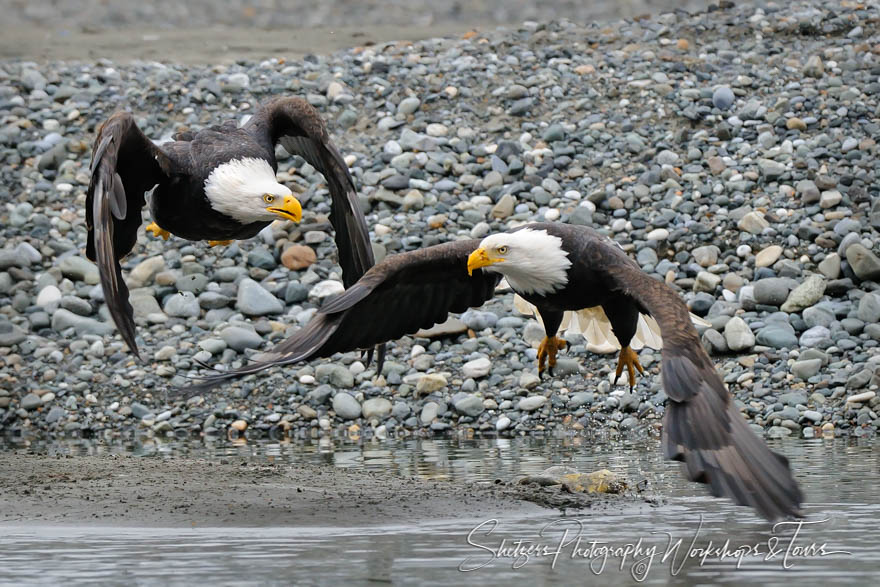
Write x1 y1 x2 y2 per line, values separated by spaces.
86 112 177 359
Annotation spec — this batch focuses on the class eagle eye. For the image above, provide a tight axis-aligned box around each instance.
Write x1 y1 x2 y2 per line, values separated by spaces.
497 246 509 255
263 194 275 204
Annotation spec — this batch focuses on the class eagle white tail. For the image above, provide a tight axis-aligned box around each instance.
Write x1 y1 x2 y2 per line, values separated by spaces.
512 294 708 354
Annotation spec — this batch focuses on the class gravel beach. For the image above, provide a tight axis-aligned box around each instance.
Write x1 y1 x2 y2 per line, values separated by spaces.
0 0 879 448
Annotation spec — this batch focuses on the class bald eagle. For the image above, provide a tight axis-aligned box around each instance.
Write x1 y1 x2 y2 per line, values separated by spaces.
188 222 802 520
86 96 374 359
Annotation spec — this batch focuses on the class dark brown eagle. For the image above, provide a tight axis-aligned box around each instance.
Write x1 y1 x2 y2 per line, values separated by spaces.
188 222 803 521
86 96 374 360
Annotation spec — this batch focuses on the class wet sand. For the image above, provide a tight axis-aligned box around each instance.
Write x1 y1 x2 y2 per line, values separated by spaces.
0 453 636 527
0 24 476 64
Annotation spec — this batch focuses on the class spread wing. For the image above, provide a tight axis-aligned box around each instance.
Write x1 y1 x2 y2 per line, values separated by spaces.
187 239 499 391
592 239 802 520
86 112 177 359
245 97 373 288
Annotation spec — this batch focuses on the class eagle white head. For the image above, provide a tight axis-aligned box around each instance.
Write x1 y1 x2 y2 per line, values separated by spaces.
204 157 302 224
467 228 572 295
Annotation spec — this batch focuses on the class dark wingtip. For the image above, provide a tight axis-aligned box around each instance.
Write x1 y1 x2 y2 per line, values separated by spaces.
662 353 804 522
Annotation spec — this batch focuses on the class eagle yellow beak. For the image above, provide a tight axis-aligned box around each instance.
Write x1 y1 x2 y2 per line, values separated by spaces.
267 195 303 223
467 247 504 276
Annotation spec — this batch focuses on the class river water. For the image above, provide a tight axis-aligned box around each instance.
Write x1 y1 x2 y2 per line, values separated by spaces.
0 435 876 585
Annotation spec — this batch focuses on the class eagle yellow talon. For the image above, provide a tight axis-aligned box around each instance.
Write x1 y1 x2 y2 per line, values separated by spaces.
537 335 566 378
145 222 171 240
614 345 645 390
207 240 234 247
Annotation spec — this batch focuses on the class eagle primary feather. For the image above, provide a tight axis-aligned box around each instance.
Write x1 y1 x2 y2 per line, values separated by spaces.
85 97 374 357
186 222 802 522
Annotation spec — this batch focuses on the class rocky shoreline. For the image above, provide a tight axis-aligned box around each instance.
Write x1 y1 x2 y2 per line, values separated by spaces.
1 0 879 443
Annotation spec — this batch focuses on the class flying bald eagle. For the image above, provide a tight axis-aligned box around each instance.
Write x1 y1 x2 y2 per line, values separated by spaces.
86 96 374 359
187 222 803 520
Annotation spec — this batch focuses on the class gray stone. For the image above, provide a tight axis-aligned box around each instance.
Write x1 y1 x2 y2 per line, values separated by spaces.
462 357 491 378
779 391 807 406
568 392 594 408
60 296 92 316
316 363 354 388
754 278 791 306
332 393 361 419
59 256 99 284
128 256 165 286
198 338 227 355
20 393 43 410
176 273 209 294
694 271 721 293
220 326 263 351
420 401 439 425
0 322 27 347
460 309 497 330
802 304 835 328
45 406 65 424
692 245 719 267
792 359 822 380
164 292 200 318
198 291 231 309
846 244 880 281
857 293 880 323
130 291 163 321
397 96 421 115
796 179 820 203
491 194 516 219
799 326 831 348
51 309 113 336
723 317 755 352
846 370 872 390
454 394 485 417
803 55 824 78
362 398 392 420
712 86 735 110
236 278 283 316
517 395 547 412
308 280 345 302
738 211 769 234
780 275 825 313
756 323 797 349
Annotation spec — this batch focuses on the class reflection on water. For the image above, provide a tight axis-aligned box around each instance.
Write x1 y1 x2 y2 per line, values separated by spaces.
0 436 877 585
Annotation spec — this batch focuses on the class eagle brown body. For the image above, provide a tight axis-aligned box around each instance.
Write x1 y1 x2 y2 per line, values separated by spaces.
86 97 374 359
188 222 803 521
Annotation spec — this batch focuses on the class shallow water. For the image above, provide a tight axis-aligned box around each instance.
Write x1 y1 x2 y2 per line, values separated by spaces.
1 436 877 585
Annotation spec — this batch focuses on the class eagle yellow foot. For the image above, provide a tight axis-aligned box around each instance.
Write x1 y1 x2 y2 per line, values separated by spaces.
537 336 566 378
614 345 645 390
207 240 234 247
145 222 171 240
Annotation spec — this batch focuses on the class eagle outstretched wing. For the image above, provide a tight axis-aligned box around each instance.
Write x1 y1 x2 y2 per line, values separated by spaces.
86 112 178 359
187 239 500 391
245 97 374 288
593 238 803 520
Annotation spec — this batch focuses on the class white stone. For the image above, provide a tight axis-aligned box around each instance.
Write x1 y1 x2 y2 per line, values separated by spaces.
846 391 876 404
518 396 547 411
36 285 62 307
462 357 491 378
755 245 783 268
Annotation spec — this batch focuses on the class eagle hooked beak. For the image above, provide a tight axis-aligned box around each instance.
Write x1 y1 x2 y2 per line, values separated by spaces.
267 194 303 223
467 247 505 276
